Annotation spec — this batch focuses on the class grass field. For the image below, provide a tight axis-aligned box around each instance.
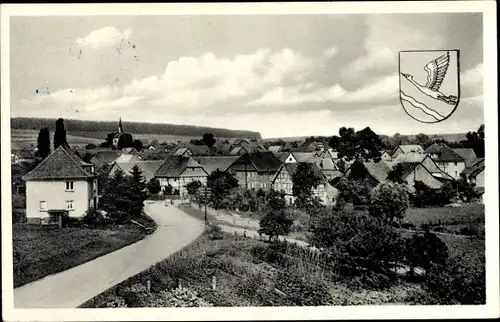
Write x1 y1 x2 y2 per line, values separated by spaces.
83 231 427 307
11 129 102 151
12 225 146 288
404 204 484 227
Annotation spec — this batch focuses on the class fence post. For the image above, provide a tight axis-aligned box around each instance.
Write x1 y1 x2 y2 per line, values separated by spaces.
178 278 182 290
146 280 151 293
212 276 217 291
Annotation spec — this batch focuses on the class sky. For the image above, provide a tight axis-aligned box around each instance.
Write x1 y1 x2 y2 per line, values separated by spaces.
10 13 484 138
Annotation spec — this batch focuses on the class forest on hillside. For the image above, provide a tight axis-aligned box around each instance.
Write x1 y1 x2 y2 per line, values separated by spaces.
11 118 261 140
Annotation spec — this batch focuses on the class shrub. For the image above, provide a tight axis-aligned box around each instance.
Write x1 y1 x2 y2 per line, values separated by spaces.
275 269 334 306
258 210 293 242
206 224 224 240
404 232 448 275
12 209 26 224
83 209 106 228
426 255 485 304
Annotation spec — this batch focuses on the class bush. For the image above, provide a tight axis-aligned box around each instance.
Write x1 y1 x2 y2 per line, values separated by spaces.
258 210 293 242
426 255 485 304
83 209 106 228
12 209 26 224
275 269 334 306
404 232 448 275
206 224 224 240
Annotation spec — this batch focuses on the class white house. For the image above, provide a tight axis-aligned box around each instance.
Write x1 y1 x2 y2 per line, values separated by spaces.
154 156 208 198
425 143 466 179
22 146 99 224
271 162 334 205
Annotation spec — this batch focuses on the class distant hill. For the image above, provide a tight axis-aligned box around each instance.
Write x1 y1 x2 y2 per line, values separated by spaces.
11 118 261 140
264 133 468 143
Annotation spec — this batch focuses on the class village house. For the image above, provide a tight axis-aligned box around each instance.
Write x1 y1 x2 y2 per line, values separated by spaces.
192 156 240 176
390 144 424 159
268 145 284 154
154 156 208 198
89 149 121 169
461 158 485 203
317 157 343 180
108 160 164 183
452 148 479 168
380 150 392 161
271 162 335 205
425 143 466 179
22 146 99 224
228 152 282 190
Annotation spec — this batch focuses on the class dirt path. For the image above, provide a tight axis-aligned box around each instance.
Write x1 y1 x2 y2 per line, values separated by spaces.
13 201 204 308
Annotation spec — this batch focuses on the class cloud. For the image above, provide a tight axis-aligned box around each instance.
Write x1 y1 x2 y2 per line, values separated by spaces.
341 16 445 79
76 26 132 49
249 73 398 107
323 47 338 58
461 63 483 95
22 48 316 115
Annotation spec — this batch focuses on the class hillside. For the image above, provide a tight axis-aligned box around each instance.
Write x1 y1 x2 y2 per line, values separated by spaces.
264 133 467 143
11 118 262 140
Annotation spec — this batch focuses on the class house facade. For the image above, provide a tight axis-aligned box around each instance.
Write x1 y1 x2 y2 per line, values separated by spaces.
271 163 332 205
228 152 282 190
425 143 466 179
154 156 208 198
23 146 98 224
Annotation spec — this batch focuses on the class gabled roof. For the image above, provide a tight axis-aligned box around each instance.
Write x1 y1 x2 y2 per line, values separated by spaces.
116 153 141 163
316 158 339 171
363 161 392 183
23 146 95 181
231 152 282 172
276 162 326 184
121 147 139 155
462 158 485 177
173 147 191 156
393 144 424 155
394 152 427 164
291 152 316 163
193 156 239 174
113 160 164 182
425 143 465 162
452 148 478 166
90 150 121 165
268 145 283 153
277 152 291 162
155 156 206 178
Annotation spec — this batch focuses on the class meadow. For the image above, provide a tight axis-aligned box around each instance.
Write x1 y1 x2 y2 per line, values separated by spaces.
11 129 102 150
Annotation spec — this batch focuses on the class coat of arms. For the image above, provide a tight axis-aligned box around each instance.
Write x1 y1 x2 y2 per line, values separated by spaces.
399 50 460 123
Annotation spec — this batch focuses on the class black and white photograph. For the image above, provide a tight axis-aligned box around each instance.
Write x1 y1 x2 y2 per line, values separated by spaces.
1 2 498 321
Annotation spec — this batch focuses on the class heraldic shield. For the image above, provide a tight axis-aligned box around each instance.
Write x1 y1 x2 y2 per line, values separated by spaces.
399 50 460 123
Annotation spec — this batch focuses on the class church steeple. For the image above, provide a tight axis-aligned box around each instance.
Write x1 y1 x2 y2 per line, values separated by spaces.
118 118 123 134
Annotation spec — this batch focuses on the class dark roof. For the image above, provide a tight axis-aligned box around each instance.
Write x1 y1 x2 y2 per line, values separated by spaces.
113 160 163 182
276 152 290 162
462 158 485 177
425 143 465 162
193 156 239 174
231 152 282 172
363 161 392 183
282 163 326 183
452 148 478 166
393 145 424 155
90 150 121 164
155 156 206 177
23 146 95 181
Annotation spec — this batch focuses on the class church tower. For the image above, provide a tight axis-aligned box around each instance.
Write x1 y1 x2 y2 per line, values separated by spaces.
118 118 123 134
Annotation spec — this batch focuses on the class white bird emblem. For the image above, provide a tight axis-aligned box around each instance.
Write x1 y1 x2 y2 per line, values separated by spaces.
401 51 458 105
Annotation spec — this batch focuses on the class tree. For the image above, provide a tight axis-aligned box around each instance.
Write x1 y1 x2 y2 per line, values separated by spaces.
259 190 292 241
163 183 173 195
464 124 485 158
202 133 216 155
336 176 372 207
189 138 204 145
100 168 134 223
207 170 239 209
186 180 202 196
415 133 430 147
54 118 69 150
117 133 134 150
133 139 144 152
291 162 321 209
329 127 383 161
387 163 406 184
147 178 161 195
37 127 51 159
310 209 404 273
369 182 409 224
404 232 448 276
86 143 97 149
128 165 147 217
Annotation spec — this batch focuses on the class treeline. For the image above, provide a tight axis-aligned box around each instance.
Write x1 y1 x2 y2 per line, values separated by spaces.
11 118 262 140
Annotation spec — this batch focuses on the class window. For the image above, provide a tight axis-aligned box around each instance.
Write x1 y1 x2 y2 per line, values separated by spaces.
66 200 74 210
66 181 74 191
39 201 47 211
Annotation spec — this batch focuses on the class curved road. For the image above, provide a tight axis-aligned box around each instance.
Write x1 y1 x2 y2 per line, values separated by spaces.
14 201 204 308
